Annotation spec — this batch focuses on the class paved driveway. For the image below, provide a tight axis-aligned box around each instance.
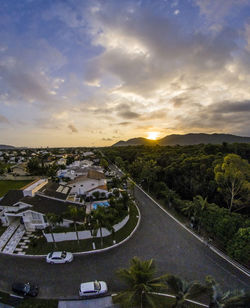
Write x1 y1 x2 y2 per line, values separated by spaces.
58 296 119 308
0 186 249 298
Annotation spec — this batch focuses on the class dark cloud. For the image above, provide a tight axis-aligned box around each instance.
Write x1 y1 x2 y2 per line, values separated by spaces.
212 100 250 113
174 100 250 136
86 2 239 98
118 121 131 126
171 95 190 108
68 124 78 133
114 103 141 119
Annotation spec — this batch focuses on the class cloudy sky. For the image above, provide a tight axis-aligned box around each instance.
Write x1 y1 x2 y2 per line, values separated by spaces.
0 0 250 147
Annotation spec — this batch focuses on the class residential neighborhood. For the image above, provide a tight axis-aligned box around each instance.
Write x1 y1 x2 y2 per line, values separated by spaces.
0 150 132 258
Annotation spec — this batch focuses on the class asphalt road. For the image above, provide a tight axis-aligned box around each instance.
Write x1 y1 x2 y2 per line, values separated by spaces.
0 186 249 299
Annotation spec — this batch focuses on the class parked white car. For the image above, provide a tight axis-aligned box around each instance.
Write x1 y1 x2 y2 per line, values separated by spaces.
46 251 73 264
79 280 108 297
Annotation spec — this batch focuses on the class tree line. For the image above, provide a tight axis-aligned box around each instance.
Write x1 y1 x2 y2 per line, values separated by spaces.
102 143 250 266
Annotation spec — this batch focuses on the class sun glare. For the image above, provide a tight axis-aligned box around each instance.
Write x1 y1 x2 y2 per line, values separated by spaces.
147 132 159 140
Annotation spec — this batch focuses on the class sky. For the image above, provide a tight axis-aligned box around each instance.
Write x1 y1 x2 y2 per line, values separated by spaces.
0 0 250 147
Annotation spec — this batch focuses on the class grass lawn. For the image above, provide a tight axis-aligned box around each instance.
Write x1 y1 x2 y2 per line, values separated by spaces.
26 202 139 255
0 180 32 197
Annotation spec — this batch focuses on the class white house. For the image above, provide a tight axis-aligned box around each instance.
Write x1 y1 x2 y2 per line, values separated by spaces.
0 189 81 231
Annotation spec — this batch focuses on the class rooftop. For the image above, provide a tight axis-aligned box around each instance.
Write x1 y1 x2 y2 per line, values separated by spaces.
40 182 72 200
0 190 24 207
21 195 80 216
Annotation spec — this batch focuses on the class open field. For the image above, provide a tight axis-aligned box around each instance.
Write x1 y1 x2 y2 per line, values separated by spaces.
0 180 32 197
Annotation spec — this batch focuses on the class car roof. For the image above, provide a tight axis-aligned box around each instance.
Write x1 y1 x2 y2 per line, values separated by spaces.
80 282 95 292
51 251 63 257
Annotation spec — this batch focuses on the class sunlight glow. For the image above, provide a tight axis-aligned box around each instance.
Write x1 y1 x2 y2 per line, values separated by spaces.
147 132 159 140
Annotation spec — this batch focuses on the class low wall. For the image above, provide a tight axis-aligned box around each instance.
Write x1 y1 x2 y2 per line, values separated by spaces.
44 215 129 242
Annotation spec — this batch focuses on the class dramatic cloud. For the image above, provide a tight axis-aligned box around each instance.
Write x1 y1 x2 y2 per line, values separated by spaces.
0 0 250 146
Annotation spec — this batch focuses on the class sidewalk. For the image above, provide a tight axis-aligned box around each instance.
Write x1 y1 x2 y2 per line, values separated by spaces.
58 296 119 308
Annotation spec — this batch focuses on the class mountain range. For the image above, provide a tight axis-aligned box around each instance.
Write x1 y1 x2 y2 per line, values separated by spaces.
112 133 250 147
0 144 16 150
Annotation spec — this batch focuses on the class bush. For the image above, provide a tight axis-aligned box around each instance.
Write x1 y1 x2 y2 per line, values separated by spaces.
227 227 250 266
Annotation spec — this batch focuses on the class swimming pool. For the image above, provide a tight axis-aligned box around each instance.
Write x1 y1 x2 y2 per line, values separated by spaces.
92 201 110 210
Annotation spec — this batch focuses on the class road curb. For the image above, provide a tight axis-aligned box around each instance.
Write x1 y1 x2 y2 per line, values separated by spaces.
134 181 250 278
0 202 141 258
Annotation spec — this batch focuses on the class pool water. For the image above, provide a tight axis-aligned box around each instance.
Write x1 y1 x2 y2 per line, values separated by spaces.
92 202 110 210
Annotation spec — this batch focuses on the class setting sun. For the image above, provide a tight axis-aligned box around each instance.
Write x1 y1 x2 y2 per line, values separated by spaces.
147 132 159 140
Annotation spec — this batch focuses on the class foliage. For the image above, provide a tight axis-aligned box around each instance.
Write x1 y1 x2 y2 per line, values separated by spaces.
27 157 59 177
205 276 250 308
214 154 250 212
102 144 250 266
226 227 250 266
165 274 207 308
113 257 168 308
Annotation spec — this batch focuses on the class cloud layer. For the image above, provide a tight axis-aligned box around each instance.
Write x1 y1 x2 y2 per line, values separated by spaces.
0 0 250 146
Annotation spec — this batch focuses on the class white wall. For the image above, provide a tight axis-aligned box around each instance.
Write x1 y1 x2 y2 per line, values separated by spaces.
44 215 129 242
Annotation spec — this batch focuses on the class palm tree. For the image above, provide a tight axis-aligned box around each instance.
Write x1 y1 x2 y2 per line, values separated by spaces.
165 275 207 308
181 195 208 232
68 205 85 245
113 257 168 308
92 206 109 248
206 276 250 308
46 213 63 249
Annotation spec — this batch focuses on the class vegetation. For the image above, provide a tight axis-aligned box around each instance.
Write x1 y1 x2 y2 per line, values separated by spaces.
45 213 63 249
27 157 59 177
214 154 250 212
0 180 32 196
165 275 207 308
113 257 168 308
206 276 250 308
113 257 250 308
102 143 250 266
67 205 86 245
26 201 139 254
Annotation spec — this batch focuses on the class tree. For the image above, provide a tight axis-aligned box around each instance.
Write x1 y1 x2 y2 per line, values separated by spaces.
100 158 109 170
206 276 250 308
68 205 85 245
113 257 168 308
141 160 157 192
227 227 250 267
165 275 207 308
92 206 109 248
181 195 208 232
92 191 100 200
46 213 63 249
214 154 250 212
66 156 74 166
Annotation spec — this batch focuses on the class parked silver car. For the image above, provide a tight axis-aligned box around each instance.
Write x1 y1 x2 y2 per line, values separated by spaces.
79 280 108 297
46 251 73 264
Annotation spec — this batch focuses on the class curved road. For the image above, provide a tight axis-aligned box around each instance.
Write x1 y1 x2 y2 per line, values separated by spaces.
0 186 249 298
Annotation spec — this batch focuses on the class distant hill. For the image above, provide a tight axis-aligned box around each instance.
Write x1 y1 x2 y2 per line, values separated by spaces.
112 137 157 147
0 144 15 150
112 133 250 147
